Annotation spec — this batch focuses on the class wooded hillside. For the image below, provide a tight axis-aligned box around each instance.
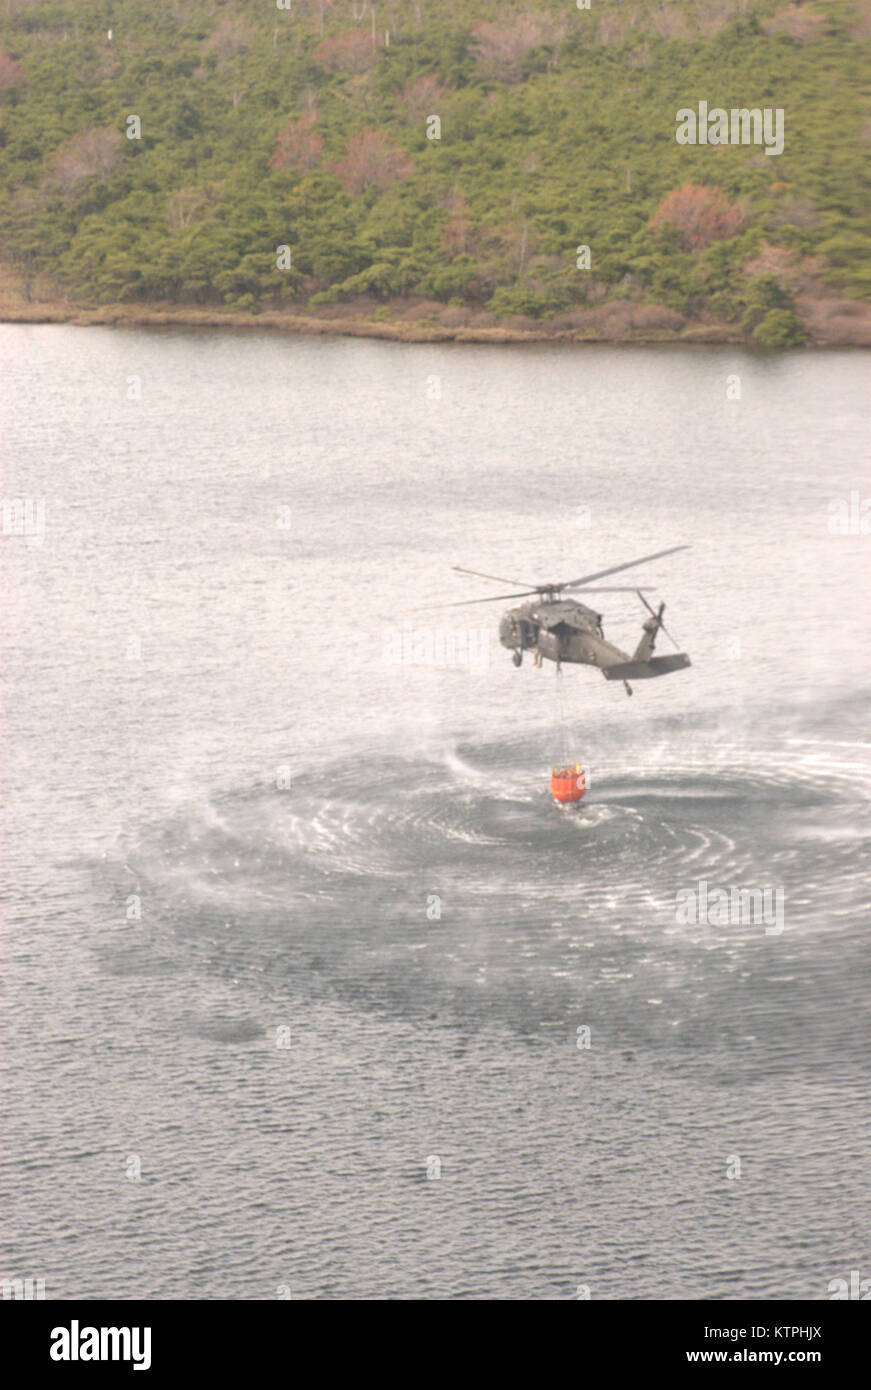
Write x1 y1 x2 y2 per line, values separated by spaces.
1 0 869 345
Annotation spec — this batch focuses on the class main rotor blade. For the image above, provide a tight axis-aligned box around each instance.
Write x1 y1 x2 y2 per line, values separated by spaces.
562 544 690 590
411 585 650 612
452 566 537 587
410 589 541 612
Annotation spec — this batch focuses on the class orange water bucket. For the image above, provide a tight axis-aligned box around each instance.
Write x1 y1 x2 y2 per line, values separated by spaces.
550 762 586 803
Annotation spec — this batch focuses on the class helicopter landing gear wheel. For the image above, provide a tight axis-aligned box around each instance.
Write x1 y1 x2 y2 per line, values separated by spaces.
512 651 522 667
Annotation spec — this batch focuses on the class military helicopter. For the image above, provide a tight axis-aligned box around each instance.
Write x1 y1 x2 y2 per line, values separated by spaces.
440 544 692 696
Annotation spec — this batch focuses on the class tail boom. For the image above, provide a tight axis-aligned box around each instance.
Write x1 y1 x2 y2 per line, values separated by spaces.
602 653 691 681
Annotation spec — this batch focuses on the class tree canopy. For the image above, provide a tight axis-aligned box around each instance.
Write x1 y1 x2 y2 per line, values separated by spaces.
0 0 868 345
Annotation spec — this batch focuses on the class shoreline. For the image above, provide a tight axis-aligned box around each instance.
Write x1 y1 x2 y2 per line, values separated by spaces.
2 294 870 348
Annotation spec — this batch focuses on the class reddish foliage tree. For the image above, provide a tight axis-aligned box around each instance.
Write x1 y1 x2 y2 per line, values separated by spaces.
649 184 743 250
50 127 123 202
441 189 471 255
650 4 689 40
763 4 824 42
399 73 451 121
314 30 376 75
852 1 871 41
270 113 324 172
595 15 631 46
332 128 413 195
742 241 822 293
204 16 254 61
697 1 743 39
472 15 565 83
499 219 536 273
743 242 796 283
0 48 25 91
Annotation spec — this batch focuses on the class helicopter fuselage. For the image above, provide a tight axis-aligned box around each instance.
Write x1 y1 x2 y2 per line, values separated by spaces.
499 597 627 668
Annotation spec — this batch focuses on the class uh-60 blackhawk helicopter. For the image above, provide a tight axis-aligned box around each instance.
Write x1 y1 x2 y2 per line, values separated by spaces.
440 544 692 696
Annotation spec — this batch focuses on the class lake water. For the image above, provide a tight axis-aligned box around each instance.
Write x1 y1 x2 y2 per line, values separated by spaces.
1 325 869 1299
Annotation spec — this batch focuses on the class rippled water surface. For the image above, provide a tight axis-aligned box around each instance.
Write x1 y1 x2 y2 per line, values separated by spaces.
1 327 869 1299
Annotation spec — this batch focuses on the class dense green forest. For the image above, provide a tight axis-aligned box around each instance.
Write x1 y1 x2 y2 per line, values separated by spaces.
1 0 869 344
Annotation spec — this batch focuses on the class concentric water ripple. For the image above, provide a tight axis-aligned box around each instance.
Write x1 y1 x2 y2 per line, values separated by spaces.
111 718 870 1063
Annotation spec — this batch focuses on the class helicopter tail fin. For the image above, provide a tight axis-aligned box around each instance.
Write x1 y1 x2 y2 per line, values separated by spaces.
632 601 665 663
